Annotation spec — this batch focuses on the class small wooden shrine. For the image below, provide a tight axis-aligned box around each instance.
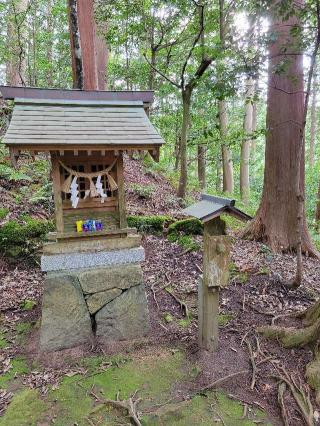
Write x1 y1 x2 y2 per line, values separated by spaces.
2 87 164 241
1 86 164 351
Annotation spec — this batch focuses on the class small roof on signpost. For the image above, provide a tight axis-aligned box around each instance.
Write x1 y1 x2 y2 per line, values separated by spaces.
183 194 252 223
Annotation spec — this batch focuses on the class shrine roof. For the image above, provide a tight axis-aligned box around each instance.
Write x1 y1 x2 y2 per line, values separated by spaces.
183 194 252 222
3 97 164 150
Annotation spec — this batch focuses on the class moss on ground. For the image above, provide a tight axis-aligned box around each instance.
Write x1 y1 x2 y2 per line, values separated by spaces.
218 313 235 326
0 389 47 426
145 392 271 425
0 349 272 425
0 357 29 389
0 332 9 349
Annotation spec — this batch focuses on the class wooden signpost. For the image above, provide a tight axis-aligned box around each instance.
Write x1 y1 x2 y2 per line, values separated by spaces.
184 195 251 351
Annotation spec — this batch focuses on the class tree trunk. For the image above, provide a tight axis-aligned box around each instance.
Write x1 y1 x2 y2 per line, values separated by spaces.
68 0 108 90
219 100 233 193
243 2 315 254
178 89 192 198
46 0 54 87
315 178 320 224
6 0 28 86
68 0 83 89
174 136 181 171
198 144 206 190
309 65 318 168
240 76 255 204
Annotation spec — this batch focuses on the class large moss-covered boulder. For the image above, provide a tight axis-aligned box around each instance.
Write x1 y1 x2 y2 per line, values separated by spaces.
40 274 93 351
96 284 150 341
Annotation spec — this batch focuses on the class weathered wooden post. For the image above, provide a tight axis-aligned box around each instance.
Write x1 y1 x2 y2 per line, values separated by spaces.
184 194 251 351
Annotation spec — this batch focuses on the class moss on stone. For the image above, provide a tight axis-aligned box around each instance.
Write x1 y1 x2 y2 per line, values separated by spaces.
127 215 172 234
0 389 47 426
168 218 203 237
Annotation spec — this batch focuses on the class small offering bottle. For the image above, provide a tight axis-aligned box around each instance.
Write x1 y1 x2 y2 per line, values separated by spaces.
76 220 83 233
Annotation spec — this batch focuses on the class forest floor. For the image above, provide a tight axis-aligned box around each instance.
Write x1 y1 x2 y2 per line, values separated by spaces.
0 156 320 425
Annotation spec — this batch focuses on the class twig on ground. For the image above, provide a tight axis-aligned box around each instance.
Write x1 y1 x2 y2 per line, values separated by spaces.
245 339 257 390
242 294 246 312
164 287 189 318
271 311 300 326
89 388 142 426
151 282 160 309
199 357 275 393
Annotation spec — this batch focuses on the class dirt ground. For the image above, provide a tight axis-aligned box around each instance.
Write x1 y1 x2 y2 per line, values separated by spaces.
0 156 319 425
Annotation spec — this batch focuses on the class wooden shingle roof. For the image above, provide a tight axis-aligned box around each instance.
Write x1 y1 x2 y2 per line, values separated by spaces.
4 98 164 150
183 194 252 222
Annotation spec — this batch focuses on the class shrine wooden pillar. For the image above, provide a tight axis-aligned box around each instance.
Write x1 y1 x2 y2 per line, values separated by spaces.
198 218 231 351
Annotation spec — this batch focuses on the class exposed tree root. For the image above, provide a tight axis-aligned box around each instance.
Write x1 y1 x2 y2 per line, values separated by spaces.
257 318 320 348
273 366 314 426
258 301 320 410
299 299 320 327
277 382 289 426
241 216 319 257
306 345 320 405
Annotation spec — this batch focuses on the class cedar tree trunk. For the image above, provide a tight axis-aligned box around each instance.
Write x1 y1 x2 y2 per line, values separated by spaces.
240 76 255 204
309 66 318 168
219 100 234 193
243 2 315 254
6 0 28 86
198 144 206 190
178 88 192 198
68 0 108 90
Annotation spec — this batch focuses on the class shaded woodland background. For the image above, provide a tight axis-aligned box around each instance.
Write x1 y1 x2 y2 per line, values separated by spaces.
1 0 320 255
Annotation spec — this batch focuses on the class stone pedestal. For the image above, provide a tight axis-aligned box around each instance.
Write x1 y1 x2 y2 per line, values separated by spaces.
40 238 150 351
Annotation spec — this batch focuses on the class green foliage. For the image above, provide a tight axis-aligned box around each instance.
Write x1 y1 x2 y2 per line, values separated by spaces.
0 217 54 258
130 183 156 199
0 208 9 220
163 313 174 323
218 313 235 326
20 299 37 311
168 218 203 237
168 234 200 252
127 215 172 234
0 164 32 182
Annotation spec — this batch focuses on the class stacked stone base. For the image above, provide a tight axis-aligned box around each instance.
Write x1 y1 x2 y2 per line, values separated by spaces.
40 248 150 351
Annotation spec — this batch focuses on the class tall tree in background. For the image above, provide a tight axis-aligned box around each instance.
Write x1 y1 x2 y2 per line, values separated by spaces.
6 0 28 86
68 0 108 90
218 0 233 193
309 63 318 168
240 75 254 204
244 1 315 254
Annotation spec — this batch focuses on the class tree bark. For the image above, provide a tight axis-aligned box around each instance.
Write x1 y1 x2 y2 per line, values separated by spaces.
178 88 192 198
198 144 206 190
68 0 108 90
243 1 315 254
6 0 28 86
219 100 234 193
240 76 255 204
309 64 318 168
